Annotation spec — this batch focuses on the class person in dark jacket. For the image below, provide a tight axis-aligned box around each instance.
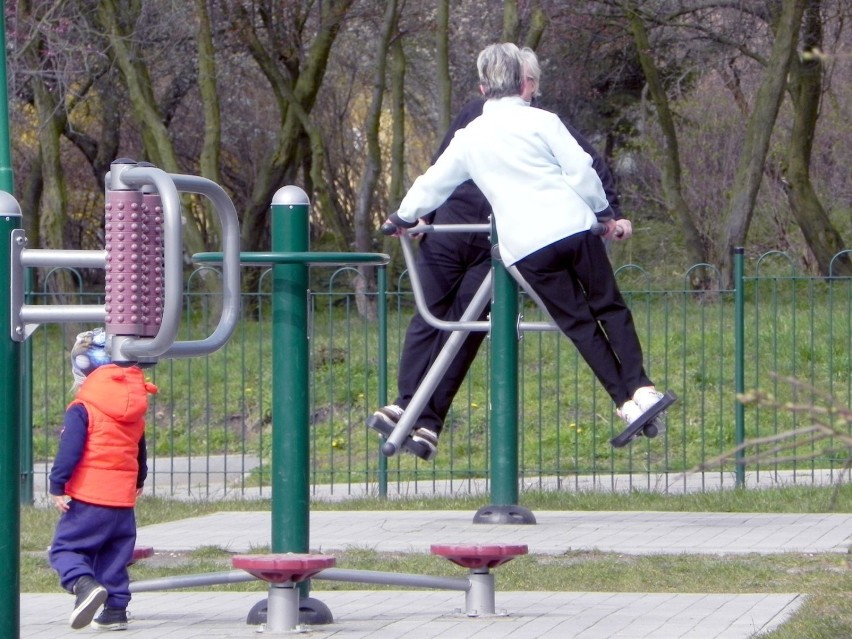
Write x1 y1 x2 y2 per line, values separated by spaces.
48 328 158 631
369 48 624 461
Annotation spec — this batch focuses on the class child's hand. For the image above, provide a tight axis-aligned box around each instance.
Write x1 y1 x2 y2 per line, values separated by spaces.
136 487 144 497
51 495 70 513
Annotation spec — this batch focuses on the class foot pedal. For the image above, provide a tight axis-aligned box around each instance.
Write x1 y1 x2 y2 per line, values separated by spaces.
610 390 677 448
367 414 432 460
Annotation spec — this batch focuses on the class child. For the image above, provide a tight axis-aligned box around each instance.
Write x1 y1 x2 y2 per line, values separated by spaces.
48 328 158 631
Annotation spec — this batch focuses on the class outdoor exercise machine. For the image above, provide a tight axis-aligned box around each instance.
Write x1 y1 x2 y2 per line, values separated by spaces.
129 187 531 633
1 159 241 639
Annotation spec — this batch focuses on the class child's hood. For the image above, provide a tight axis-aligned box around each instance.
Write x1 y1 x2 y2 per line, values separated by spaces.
75 364 158 422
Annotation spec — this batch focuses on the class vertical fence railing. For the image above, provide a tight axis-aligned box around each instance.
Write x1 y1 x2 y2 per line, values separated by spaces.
734 248 746 488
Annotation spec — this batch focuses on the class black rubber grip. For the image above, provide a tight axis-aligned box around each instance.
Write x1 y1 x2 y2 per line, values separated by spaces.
591 222 624 237
380 221 398 236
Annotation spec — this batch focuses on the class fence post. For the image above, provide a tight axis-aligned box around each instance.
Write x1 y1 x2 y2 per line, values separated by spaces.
270 186 311 553
377 266 388 497
734 247 746 488
0 192 22 639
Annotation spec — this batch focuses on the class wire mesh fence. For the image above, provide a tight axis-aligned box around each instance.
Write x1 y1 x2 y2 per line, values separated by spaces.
26 251 851 502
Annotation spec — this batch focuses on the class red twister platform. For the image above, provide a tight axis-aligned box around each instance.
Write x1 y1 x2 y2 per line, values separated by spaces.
430 544 528 570
129 546 154 566
231 553 336 584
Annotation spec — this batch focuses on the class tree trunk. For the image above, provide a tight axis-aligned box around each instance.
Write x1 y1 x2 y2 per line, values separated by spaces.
783 0 851 276
436 0 451 133
237 0 354 253
196 0 222 187
97 0 208 258
353 0 400 320
523 2 548 49
624 3 709 287
383 33 407 277
20 0 73 298
503 0 520 42
720 0 807 283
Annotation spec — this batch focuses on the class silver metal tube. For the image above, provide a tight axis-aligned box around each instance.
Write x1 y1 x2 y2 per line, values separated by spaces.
465 572 496 616
20 249 106 269
162 173 241 358
400 235 490 333
384 272 493 454
400 230 557 334
129 570 254 593
130 566 469 594
407 224 490 235
314 568 469 592
19 305 105 324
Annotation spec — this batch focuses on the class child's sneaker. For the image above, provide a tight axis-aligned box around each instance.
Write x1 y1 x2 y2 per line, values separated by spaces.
91 606 129 631
70 576 108 629
411 427 439 461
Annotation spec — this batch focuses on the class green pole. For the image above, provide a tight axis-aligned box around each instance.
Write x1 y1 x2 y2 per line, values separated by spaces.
270 186 310 553
733 247 746 488
0 0 32 509
473 221 534 524
0 13 23 638
376 266 388 497
0 8 13 193
0 192 22 639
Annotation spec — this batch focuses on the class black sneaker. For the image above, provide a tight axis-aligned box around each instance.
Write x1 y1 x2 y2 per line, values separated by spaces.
91 606 129 631
70 576 108 629
411 427 439 461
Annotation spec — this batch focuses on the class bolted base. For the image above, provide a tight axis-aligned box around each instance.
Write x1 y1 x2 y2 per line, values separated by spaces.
472 504 536 525
246 595 334 630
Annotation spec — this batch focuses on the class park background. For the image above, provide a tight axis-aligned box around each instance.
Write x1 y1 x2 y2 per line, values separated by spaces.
4 5 850 639
4 0 850 500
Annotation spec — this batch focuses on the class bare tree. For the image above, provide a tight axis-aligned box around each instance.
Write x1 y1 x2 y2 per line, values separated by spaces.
351 0 400 318
720 0 807 282
225 0 355 253
623 0 709 284
196 0 222 187
436 0 451 133
781 0 851 276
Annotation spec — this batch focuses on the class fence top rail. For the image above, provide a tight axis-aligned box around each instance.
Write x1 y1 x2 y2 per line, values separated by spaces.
193 251 390 267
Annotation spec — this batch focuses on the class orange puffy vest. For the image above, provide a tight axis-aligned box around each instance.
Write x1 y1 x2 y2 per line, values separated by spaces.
63 365 158 507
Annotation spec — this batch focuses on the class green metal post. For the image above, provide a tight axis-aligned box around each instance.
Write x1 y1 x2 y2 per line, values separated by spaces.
270 186 310 553
0 9 12 193
0 12 23 638
0 0 32 507
0 192 22 639
733 247 746 488
376 266 388 497
473 222 535 524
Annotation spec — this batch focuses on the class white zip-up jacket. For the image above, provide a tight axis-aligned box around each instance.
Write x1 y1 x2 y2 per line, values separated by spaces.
396 96 610 265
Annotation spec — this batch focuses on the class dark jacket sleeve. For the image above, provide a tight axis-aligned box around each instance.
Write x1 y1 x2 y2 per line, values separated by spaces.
136 433 148 489
422 98 488 224
48 404 88 496
563 121 622 220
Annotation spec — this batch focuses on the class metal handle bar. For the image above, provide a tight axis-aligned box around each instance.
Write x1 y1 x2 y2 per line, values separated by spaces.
382 220 608 236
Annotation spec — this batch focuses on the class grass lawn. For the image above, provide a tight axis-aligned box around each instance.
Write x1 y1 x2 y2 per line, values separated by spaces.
21 484 851 638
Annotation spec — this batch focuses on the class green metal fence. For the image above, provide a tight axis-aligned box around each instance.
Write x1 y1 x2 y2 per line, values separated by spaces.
26 250 851 501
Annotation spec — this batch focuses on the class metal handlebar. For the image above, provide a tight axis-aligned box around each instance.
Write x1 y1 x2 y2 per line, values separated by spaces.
112 167 241 361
